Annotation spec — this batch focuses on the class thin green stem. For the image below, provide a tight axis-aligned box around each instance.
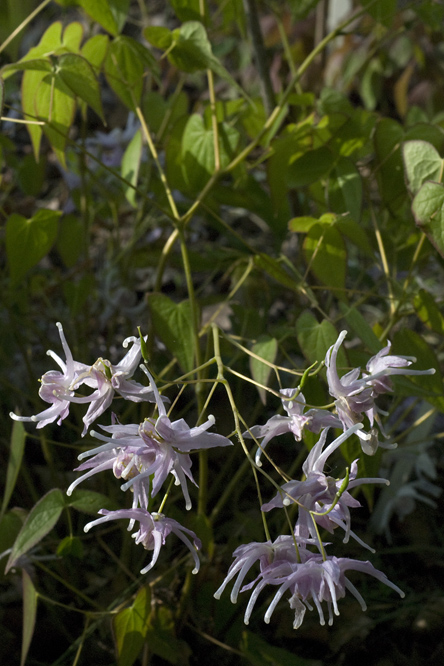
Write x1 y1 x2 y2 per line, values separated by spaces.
135 105 179 220
0 0 51 55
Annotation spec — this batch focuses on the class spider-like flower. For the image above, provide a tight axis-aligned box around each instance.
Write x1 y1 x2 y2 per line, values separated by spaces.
213 535 315 604
84 508 201 574
261 425 388 550
363 340 435 395
325 331 435 454
10 323 89 429
10 323 159 436
241 554 404 628
67 368 232 510
244 389 341 466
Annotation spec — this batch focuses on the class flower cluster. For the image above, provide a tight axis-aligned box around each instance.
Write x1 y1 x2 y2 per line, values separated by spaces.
11 326 434 629
11 323 232 574
215 333 434 628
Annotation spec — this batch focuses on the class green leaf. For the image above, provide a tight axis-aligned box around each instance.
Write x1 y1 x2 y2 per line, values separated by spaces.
374 119 444 214
77 0 119 35
21 68 46 158
121 127 143 206
58 53 104 120
414 288 444 335
392 329 444 410
250 336 278 404
5 489 65 573
56 535 84 559
181 114 239 191
57 214 84 268
35 73 76 166
0 510 26 578
81 34 110 70
6 209 61 286
287 146 334 187
168 22 248 98
148 294 195 373
145 607 191 665
21 569 38 666
296 311 347 369
66 488 120 515
403 140 444 195
303 223 347 291
170 0 201 22
144 26 173 50
328 157 362 221
105 36 155 110
338 304 383 355
288 216 318 233
412 181 444 258
0 420 26 520
362 0 396 26
113 585 151 666
253 254 302 291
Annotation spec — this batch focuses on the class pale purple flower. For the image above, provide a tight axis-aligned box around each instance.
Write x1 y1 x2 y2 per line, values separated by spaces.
244 389 341 466
10 322 89 429
67 369 232 511
261 425 388 550
241 554 404 628
363 340 435 395
74 336 159 436
214 535 315 604
10 323 160 437
84 508 201 574
326 331 375 430
325 331 435 455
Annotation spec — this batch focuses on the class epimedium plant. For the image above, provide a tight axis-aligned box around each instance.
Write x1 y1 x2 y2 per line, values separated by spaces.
1 1 444 665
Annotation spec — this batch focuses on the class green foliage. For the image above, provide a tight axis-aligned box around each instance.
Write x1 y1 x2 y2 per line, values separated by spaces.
6 209 61 285
1 1 444 664
0 420 26 520
5 489 65 574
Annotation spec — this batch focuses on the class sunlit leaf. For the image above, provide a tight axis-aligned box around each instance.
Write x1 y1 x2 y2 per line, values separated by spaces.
250 336 278 404
5 489 65 573
35 73 76 166
113 585 151 666
412 181 444 258
403 140 444 195
121 127 143 206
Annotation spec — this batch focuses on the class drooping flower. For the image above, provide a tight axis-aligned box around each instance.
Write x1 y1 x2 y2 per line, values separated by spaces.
84 508 201 574
240 554 404 628
10 324 160 436
363 340 435 395
261 425 388 549
325 331 434 454
10 322 89 429
244 389 341 466
67 369 232 511
214 535 315 604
